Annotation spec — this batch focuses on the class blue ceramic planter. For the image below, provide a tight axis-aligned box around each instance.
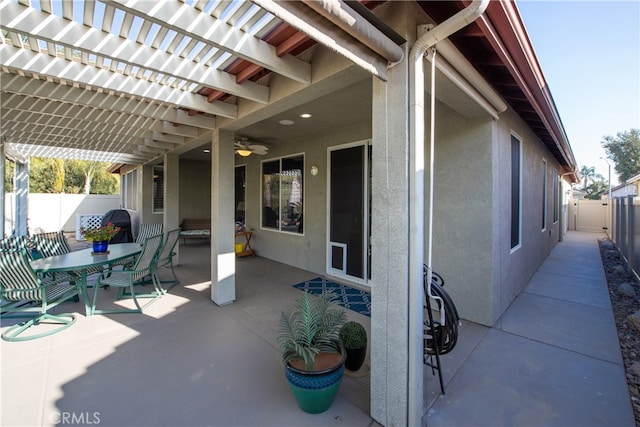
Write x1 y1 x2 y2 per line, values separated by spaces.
284 351 345 414
92 241 109 253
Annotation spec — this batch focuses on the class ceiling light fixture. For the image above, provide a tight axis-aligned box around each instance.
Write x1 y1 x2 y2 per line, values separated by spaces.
279 119 295 125
236 149 252 157
300 113 312 118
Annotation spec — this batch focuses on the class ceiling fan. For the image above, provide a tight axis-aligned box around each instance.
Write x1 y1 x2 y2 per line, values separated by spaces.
234 138 268 157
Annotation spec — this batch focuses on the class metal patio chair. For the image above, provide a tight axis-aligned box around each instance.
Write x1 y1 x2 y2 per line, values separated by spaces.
155 228 181 293
31 230 71 258
0 248 80 341
107 223 164 275
136 223 164 244
32 230 103 281
0 235 34 259
91 234 163 315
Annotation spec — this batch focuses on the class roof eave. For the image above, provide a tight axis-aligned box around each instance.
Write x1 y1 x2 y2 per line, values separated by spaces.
479 0 578 182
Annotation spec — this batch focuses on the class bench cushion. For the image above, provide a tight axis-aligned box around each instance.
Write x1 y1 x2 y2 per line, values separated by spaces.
180 218 211 241
180 229 211 237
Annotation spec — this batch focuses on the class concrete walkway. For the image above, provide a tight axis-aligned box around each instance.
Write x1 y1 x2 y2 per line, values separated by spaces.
426 231 635 426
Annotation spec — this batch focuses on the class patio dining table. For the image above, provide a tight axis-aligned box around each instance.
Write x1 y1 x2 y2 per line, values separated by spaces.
30 243 142 316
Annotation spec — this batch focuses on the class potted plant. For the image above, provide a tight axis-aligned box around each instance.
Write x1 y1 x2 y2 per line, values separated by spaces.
339 321 367 371
277 290 347 414
80 222 120 253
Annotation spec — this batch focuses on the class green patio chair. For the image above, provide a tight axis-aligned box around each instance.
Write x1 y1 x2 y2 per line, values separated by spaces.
0 248 80 341
0 235 34 259
1 234 79 304
91 234 164 315
136 223 163 244
31 230 103 282
31 230 71 258
107 223 164 275
155 228 181 293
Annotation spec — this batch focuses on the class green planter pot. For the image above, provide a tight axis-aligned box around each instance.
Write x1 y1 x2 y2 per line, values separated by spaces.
284 351 345 414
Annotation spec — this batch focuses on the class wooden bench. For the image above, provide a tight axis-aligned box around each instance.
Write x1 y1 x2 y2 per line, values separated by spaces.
180 218 211 244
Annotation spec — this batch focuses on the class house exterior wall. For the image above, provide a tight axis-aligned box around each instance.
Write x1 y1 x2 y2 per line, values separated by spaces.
429 102 495 325
427 102 566 326
138 164 163 228
493 107 563 324
240 118 370 274
179 159 211 222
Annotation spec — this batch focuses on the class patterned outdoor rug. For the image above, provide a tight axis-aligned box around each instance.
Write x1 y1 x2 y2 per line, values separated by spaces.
292 277 371 317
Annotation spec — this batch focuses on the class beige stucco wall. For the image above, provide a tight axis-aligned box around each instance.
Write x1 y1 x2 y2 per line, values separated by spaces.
427 102 566 326
239 113 371 275
428 102 495 326
493 108 563 323
138 164 163 228
179 159 211 222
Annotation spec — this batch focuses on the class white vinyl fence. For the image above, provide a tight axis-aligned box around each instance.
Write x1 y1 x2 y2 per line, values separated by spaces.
568 199 609 232
4 193 121 236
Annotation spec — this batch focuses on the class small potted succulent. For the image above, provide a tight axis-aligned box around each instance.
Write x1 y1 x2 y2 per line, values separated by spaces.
339 321 367 371
277 290 347 413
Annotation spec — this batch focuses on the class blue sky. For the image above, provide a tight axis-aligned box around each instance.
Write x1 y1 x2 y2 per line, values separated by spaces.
517 0 640 184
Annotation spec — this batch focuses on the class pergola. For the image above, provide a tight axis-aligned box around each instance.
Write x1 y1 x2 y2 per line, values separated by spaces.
0 0 401 164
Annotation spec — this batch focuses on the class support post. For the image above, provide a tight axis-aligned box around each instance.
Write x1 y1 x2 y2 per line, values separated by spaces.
211 129 236 305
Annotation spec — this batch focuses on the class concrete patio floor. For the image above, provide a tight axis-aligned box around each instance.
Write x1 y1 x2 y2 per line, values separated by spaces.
1 240 375 427
1 231 635 426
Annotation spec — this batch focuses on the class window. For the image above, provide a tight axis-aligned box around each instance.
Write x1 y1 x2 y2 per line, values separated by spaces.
541 160 547 231
510 134 521 250
553 169 559 223
261 154 304 234
122 170 137 210
152 166 164 214
235 165 246 223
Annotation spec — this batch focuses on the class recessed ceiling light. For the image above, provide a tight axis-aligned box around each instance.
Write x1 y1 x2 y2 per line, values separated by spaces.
203 149 211 153
300 113 312 118
279 119 295 125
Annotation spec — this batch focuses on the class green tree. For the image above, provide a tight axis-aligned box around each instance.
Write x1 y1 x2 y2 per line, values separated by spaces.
602 128 640 182
578 164 608 200
52 158 65 193
87 164 119 194
29 157 62 193
4 158 15 192
579 165 597 189
64 160 118 194
584 179 609 200
28 157 118 194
